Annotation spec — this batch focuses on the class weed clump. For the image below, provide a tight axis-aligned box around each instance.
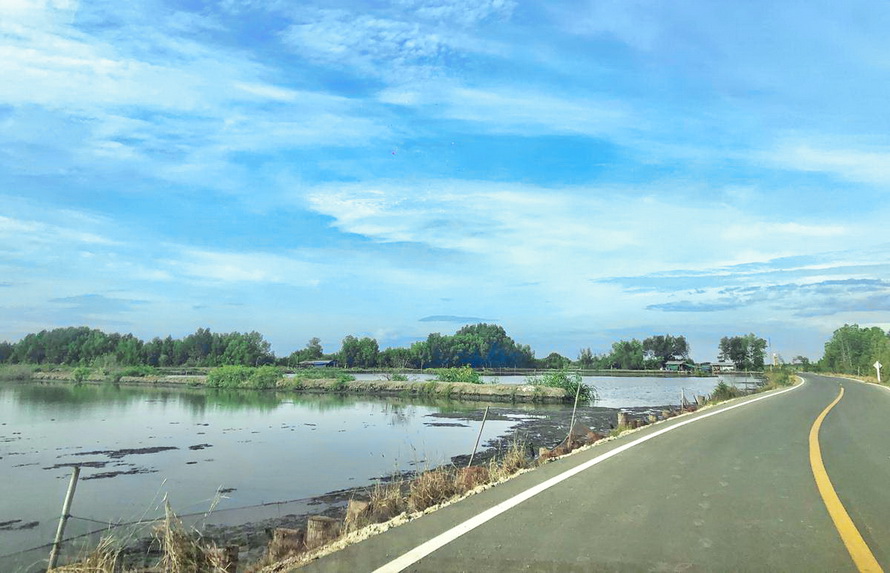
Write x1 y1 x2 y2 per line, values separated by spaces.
408 468 460 512
763 368 793 388
52 537 120 572
72 366 91 384
206 365 282 389
433 366 482 384
526 370 594 402
710 380 743 402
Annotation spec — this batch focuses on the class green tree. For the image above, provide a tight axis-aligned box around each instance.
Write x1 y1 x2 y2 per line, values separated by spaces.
606 339 645 369
538 352 571 369
378 347 413 369
339 336 379 368
577 347 595 368
642 334 690 368
719 334 767 371
0 341 12 363
820 324 890 375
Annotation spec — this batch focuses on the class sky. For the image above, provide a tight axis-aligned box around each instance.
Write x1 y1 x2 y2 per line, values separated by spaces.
1 0 889 362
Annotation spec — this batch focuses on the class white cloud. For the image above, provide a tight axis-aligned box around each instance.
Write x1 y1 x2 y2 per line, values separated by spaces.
282 10 445 76
167 249 323 286
0 0 387 191
771 140 890 185
721 222 847 242
303 180 871 300
378 83 629 136
0 214 119 250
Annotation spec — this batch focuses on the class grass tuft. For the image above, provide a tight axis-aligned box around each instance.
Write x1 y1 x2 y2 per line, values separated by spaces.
51 537 120 572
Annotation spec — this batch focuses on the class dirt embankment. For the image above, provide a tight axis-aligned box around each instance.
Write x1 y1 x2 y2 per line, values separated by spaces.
28 372 571 403
289 378 569 402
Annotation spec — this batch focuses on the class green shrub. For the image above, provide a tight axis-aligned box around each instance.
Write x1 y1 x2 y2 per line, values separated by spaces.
248 366 282 389
295 367 350 380
206 365 282 389
764 369 792 388
281 376 305 390
332 376 351 392
711 380 743 401
433 366 482 384
207 365 252 388
119 365 159 377
72 366 91 384
526 370 593 402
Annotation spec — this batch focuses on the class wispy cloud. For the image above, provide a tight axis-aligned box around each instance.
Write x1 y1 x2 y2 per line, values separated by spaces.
770 139 890 185
50 294 147 314
378 84 629 136
418 315 497 323
166 249 323 286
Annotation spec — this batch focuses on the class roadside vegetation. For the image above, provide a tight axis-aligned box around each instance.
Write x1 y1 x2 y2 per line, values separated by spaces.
763 368 794 389
709 380 744 401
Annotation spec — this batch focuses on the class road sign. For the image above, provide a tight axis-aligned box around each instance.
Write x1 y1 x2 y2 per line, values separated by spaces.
875 361 883 383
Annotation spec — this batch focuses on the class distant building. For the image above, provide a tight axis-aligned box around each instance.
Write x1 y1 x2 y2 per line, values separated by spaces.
299 359 338 368
712 361 736 373
665 360 696 372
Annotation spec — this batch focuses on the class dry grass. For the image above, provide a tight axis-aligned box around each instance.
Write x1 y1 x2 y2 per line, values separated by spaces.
52 537 121 572
407 468 460 512
366 479 407 524
489 438 528 481
49 502 233 572
155 502 232 573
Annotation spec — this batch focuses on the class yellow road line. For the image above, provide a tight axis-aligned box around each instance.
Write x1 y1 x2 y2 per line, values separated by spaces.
809 386 884 572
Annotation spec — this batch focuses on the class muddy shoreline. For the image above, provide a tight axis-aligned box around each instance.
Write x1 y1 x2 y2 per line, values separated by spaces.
153 403 670 567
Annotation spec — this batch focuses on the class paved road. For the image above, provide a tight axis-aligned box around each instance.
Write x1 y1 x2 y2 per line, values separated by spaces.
303 375 889 572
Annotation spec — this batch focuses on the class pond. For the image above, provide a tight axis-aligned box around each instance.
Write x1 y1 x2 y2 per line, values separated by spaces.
0 374 734 570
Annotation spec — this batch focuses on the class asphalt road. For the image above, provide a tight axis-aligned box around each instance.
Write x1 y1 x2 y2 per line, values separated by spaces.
302 375 889 572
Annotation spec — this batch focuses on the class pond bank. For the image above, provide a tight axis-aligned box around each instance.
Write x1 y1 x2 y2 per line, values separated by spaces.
28 371 571 403
126 402 667 569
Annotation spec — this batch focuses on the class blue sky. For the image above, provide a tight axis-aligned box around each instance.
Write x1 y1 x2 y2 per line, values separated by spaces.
2 0 889 362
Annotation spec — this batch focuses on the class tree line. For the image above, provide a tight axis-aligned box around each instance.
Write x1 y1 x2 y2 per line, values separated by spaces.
0 324 783 372
815 324 890 375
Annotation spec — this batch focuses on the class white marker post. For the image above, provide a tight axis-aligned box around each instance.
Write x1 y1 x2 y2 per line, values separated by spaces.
875 361 883 383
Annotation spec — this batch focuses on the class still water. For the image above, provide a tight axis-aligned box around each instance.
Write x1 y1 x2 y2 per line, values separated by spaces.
0 375 728 569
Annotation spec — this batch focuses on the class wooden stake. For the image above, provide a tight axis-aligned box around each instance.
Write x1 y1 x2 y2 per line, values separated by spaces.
47 466 80 572
467 406 490 467
566 378 583 445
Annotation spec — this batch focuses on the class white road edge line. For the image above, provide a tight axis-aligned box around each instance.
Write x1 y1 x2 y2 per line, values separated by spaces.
373 380 806 573
839 375 890 394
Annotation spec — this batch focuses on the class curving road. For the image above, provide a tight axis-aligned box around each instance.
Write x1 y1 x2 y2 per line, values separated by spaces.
303 374 889 572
